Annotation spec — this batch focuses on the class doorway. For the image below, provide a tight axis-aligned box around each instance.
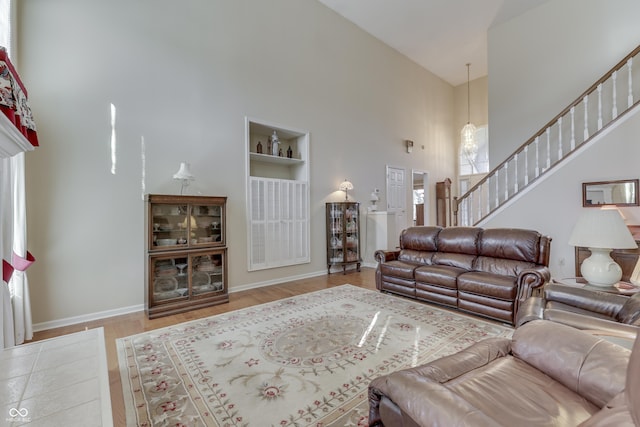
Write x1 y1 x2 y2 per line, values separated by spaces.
412 170 429 226
386 165 407 234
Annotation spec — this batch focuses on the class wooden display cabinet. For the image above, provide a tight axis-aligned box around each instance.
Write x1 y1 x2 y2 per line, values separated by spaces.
145 194 228 318
326 202 361 274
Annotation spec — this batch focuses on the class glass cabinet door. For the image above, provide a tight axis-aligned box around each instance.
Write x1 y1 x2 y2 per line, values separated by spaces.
150 254 189 303
344 204 360 262
191 251 225 296
327 204 344 264
190 203 224 246
151 203 189 249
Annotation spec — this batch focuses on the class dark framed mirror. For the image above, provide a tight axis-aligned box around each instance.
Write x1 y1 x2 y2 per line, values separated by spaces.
582 179 639 207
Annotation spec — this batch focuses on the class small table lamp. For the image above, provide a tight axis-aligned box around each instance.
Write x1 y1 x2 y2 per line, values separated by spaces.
569 208 638 287
173 162 195 195
339 180 354 201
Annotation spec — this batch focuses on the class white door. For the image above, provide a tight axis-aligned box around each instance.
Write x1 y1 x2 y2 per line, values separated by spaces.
386 166 407 236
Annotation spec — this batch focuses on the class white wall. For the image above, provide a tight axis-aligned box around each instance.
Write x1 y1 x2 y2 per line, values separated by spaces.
18 0 456 324
485 0 640 278
488 0 640 166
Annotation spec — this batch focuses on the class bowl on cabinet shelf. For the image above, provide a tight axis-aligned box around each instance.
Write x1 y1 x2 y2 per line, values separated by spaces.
156 238 178 246
196 217 214 228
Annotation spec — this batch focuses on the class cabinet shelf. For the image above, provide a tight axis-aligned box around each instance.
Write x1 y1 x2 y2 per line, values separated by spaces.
249 152 304 166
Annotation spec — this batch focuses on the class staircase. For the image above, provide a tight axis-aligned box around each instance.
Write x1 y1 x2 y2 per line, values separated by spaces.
454 45 640 226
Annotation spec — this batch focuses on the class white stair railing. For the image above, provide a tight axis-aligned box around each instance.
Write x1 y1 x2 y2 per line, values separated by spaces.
455 45 640 226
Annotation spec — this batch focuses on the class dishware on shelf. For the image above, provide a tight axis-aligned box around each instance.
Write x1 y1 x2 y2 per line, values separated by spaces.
196 217 214 228
193 283 215 293
175 263 188 275
154 276 178 292
154 290 181 300
156 238 177 246
192 271 210 287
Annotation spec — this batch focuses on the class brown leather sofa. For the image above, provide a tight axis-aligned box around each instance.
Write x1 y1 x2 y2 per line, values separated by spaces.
375 226 551 325
369 319 639 426
517 282 640 336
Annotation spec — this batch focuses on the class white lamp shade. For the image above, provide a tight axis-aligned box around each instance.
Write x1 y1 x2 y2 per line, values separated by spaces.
568 208 636 249
173 162 195 180
339 180 354 191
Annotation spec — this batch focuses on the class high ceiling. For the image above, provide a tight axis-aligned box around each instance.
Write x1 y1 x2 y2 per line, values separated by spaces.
317 0 550 86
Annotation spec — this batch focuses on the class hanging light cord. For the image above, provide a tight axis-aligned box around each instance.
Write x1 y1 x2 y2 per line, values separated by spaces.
466 63 471 124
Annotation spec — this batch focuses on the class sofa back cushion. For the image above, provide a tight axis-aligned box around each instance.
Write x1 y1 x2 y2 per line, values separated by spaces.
430 227 481 270
474 256 536 277
398 249 434 265
479 228 542 263
400 226 441 251
512 320 629 408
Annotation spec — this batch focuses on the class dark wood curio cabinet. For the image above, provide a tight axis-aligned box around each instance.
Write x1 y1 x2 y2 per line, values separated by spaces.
145 194 228 318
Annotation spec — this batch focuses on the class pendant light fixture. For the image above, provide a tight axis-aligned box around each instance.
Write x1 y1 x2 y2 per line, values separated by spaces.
461 63 478 167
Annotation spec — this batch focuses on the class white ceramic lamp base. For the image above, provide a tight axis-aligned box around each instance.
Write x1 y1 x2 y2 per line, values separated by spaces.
581 247 622 287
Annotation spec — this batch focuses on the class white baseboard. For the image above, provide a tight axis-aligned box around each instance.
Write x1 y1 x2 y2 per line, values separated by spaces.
33 265 378 332
229 269 328 293
32 304 145 332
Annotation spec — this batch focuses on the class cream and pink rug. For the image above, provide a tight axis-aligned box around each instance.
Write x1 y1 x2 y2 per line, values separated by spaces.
117 285 513 426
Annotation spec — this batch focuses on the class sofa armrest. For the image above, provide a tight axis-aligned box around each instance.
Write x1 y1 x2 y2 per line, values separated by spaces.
374 250 399 264
369 375 499 427
516 266 551 300
369 338 511 427
515 296 545 327
408 337 511 383
512 320 630 407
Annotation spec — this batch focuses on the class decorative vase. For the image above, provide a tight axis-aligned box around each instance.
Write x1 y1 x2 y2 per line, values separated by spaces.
270 131 280 155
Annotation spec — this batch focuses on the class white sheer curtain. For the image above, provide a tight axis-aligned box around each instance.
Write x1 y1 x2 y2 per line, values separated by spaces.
1 156 16 348
9 152 33 344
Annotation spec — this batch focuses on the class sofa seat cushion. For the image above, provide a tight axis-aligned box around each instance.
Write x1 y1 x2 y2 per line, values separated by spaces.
380 260 419 280
372 354 598 426
415 264 467 289
441 356 599 425
458 271 517 300
474 255 536 277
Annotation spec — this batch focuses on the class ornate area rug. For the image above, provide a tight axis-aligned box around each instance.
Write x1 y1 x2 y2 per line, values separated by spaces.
117 285 513 426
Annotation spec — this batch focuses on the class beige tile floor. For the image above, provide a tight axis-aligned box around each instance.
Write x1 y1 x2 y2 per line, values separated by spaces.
0 327 112 426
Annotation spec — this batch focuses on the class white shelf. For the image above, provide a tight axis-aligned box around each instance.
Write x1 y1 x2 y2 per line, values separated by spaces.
249 152 304 166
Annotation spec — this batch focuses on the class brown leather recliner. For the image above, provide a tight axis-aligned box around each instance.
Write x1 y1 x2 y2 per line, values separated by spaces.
517 283 640 336
369 320 639 426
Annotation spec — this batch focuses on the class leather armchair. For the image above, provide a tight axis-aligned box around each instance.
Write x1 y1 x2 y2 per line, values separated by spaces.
516 283 640 337
369 320 639 426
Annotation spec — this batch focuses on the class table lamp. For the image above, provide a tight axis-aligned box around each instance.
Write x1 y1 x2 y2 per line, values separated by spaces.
568 208 637 287
173 162 195 195
339 180 353 201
